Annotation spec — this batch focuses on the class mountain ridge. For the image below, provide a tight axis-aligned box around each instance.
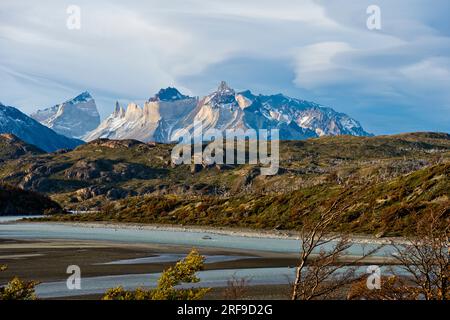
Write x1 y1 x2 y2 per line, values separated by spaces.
0 102 84 152
84 82 371 143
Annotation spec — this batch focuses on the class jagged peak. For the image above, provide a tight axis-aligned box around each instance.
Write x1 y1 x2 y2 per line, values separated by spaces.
149 87 188 102
69 91 93 104
204 81 236 107
112 101 125 117
216 81 234 95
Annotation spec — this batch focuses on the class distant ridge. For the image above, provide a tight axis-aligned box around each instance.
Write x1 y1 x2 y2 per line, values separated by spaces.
0 102 83 152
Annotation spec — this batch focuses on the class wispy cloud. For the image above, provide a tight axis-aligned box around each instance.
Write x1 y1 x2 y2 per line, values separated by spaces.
0 0 448 133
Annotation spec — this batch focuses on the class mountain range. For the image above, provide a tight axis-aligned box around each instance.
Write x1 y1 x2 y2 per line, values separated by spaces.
0 102 83 152
85 81 371 143
0 82 371 153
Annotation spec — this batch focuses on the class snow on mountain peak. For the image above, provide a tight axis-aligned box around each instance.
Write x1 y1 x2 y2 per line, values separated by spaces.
69 91 93 104
83 82 371 143
30 92 100 139
217 81 234 95
204 81 237 108
149 87 188 102
0 102 82 152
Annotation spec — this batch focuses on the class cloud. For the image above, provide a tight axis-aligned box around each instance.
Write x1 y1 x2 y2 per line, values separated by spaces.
0 0 448 134
293 42 353 89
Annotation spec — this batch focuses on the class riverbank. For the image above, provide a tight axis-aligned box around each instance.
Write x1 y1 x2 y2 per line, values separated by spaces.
19 219 410 245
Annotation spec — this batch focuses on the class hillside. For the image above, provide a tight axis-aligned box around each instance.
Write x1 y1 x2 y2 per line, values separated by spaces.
0 132 448 235
0 184 62 216
0 132 448 204
49 162 449 236
0 133 44 161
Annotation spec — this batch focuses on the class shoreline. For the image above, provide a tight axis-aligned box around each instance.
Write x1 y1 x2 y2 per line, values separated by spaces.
18 219 410 245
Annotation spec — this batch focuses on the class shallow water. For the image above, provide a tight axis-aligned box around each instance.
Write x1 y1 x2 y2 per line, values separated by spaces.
100 254 255 265
0 222 394 256
36 265 404 299
0 221 400 299
36 267 296 298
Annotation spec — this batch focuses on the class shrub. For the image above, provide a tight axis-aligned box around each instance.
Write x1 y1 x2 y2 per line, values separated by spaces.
0 266 38 300
103 249 210 300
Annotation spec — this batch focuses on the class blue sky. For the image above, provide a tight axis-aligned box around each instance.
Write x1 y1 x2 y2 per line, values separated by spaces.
0 0 449 134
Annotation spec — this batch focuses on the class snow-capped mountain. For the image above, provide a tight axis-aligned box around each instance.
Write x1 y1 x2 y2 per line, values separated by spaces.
171 81 317 141
83 88 198 142
0 102 83 152
31 91 100 139
240 90 370 137
84 82 371 143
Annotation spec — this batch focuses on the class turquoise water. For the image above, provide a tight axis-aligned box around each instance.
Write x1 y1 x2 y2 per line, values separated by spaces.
36 265 403 299
36 267 296 298
0 221 393 256
0 219 399 299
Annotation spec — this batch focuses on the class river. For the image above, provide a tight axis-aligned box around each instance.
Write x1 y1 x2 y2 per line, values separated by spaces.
0 216 396 298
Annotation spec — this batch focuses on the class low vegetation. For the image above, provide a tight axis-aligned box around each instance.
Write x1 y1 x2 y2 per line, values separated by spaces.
1 132 448 235
102 249 210 300
0 265 38 300
45 162 449 236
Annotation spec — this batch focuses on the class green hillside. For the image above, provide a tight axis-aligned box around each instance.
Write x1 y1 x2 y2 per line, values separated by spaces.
0 132 448 235
48 162 449 236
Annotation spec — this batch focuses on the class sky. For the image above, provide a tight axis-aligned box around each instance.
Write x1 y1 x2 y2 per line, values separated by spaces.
0 0 449 135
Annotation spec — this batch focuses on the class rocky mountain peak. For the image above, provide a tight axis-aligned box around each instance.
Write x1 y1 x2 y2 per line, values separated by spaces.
30 92 100 139
114 101 120 113
149 87 188 102
216 81 234 95
70 91 93 104
205 81 236 107
113 101 125 117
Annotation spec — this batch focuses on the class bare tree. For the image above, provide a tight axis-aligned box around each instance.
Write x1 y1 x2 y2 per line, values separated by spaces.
390 208 449 300
223 275 251 300
291 192 381 300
